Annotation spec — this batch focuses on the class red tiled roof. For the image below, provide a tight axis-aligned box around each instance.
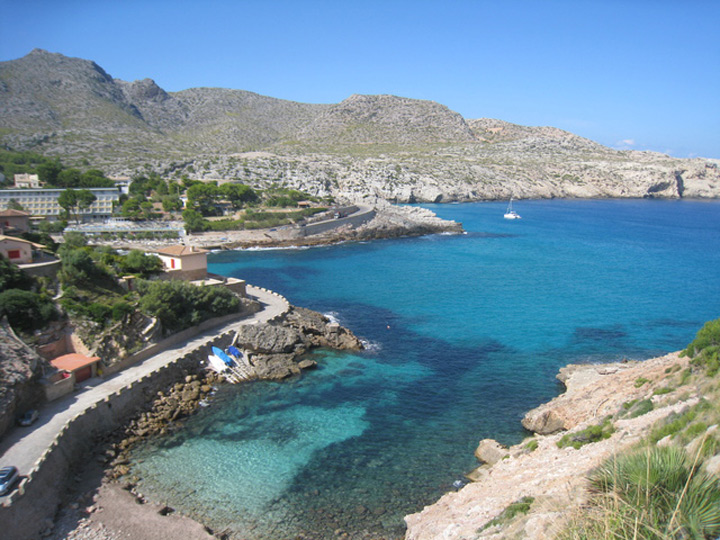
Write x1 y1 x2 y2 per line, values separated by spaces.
154 245 208 257
51 353 100 372
0 235 46 248
0 209 30 217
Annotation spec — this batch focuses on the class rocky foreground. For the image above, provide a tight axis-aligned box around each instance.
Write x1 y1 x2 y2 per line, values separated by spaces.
404 352 720 539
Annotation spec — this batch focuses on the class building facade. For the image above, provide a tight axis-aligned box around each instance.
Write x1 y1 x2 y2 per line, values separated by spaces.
13 173 41 188
154 245 208 280
0 188 120 221
0 235 45 264
0 209 30 233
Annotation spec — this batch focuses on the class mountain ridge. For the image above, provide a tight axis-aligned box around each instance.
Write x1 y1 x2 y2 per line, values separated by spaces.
1 49 719 202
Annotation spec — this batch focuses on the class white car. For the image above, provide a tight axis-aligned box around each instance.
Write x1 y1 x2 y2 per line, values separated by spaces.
0 466 19 496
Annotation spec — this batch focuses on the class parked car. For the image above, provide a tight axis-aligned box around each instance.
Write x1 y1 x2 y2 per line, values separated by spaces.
17 409 39 427
0 466 19 496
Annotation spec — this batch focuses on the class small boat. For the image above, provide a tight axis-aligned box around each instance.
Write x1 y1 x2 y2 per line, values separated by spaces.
504 198 521 220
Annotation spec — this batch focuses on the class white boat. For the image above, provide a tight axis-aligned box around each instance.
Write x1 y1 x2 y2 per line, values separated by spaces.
504 198 521 220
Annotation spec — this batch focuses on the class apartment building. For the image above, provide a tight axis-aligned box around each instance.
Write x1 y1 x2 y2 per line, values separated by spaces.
0 188 120 221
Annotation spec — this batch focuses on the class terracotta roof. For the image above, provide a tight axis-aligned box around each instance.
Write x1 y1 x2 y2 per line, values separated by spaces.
51 353 100 372
0 209 30 217
0 235 46 249
154 245 208 257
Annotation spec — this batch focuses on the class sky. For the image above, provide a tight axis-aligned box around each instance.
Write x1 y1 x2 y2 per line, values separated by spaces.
1 0 718 159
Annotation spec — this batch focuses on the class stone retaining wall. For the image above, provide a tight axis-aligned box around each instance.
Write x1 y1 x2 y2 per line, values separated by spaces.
300 206 375 237
0 288 291 539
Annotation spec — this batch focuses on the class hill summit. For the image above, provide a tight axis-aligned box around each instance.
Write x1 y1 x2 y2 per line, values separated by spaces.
1 49 719 202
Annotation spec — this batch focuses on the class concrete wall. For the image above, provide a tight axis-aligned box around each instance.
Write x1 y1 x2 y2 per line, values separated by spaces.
0 330 237 540
301 206 375 237
0 287 291 539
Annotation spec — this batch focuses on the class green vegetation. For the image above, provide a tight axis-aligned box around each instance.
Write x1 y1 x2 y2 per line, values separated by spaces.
0 289 58 333
135 279 241 335
634 376 650 388
682 318 720 376
477 497 535 533
0 149 113 188
620 398 654 419
565 446 720 539
557 417 615 450
649 400 713 444
523 439 539 452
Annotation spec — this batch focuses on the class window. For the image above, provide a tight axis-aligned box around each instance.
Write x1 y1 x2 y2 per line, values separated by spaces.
7 250 21 259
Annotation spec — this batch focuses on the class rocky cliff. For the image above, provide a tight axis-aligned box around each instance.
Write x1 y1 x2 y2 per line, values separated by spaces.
404 352 720 539
2 50 718 204
0 318 52 439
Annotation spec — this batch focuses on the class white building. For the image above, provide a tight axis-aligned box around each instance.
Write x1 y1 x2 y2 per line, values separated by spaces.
0 187 120 221
14 173 41 188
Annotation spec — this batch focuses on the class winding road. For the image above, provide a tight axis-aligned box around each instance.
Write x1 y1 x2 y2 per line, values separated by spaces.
0 285 288 495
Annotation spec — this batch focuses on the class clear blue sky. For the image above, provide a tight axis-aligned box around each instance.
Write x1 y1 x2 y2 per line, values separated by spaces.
1 0 718 158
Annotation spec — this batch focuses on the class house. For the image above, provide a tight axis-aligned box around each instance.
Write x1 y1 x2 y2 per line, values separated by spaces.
0 235 45 264
154 245 208 280
14 173 41 189
50 353 101 383
0 209 30 233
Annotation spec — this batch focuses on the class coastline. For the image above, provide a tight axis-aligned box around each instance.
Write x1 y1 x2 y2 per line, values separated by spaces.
94 204 464 252
48 350 701 540
45 305 365 540
403 351 711 539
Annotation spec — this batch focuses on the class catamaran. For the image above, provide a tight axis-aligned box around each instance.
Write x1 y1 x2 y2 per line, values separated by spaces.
504 198 521 220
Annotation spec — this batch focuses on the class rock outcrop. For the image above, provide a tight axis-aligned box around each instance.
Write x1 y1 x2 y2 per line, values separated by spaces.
0 317 52 439
404 352 714 540
234 306 363 380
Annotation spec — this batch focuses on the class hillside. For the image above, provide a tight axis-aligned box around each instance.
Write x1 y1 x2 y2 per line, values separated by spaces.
1 49 719 202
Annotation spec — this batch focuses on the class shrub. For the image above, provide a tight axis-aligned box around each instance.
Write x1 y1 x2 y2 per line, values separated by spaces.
0 254 35 291
0 289 58 333
136 279 241 335
477 497 535 533
683 319 720 376
558 417 615 450
625 399 654 419
585 445 720 539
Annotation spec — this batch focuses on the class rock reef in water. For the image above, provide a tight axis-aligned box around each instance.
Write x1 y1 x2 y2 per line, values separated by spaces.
404 352 714 540
234 305 363 380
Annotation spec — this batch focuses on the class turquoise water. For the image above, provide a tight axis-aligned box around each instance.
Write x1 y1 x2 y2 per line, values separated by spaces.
129 199 720 539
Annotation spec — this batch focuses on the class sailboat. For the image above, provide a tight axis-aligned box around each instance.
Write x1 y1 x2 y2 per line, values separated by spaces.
504 198 521 220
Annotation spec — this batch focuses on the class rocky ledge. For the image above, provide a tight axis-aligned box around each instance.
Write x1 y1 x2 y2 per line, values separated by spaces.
404 352 719 540
103 305 362 479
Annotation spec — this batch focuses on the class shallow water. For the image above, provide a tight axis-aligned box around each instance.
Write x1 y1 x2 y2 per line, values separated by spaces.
129 199 720 539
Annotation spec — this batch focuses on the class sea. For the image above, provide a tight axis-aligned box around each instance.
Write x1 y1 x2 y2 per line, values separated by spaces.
127 199 720 539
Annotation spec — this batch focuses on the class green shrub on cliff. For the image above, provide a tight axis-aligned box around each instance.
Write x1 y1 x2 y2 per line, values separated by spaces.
136 279 241 335
557 417 615 450
578 446 720 539
683 318 720 376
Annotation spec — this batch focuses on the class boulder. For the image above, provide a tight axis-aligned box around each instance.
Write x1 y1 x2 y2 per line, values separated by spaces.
521 409 567 435
474 439 508 465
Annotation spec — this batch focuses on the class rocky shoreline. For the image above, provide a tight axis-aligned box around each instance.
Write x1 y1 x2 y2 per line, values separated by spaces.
98 204 464 252
42 346 719 540
42 305 363 540
404 351 720 539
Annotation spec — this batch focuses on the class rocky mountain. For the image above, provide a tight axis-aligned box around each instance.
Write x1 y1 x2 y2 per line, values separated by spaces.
1 49 719 202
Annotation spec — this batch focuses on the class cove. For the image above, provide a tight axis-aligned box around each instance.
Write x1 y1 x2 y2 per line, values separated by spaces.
128 199 720 540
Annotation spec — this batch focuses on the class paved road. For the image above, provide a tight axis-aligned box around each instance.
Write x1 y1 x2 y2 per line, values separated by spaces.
0 285 289 488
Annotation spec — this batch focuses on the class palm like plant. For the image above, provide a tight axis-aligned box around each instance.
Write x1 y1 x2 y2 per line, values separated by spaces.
587 445 720 539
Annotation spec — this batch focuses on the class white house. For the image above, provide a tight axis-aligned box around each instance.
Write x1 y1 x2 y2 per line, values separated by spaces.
14 173 41 189
153 245 208 280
